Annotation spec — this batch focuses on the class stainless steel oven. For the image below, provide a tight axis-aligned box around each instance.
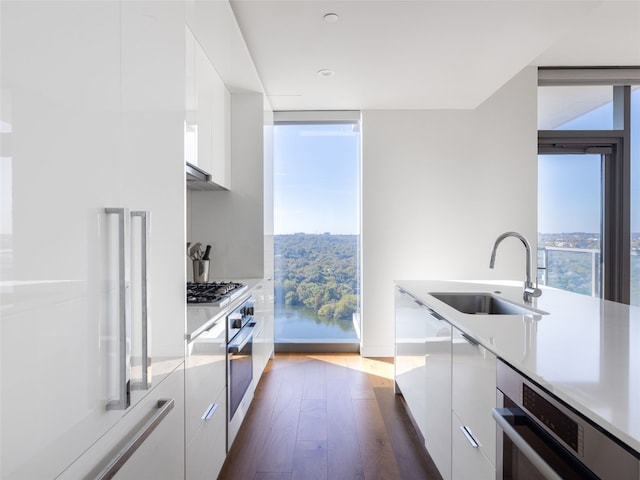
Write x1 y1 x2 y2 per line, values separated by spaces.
494 359 640 480
227 296 255 446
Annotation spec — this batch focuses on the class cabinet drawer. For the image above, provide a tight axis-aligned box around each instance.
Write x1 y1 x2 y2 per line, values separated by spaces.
186 319 226 442
113 367 185 480
452 412 495 480
186 388 227 480
59 364 185 480
452 328 496 465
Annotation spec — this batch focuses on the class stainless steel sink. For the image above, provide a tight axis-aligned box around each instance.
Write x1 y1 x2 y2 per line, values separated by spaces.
429 292 547 315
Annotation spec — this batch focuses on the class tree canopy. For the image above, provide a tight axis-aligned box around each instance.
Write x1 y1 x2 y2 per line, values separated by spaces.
274 234 359 320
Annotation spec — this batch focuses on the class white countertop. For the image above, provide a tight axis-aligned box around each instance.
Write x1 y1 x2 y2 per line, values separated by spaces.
396 279 640 454
186 278 265 342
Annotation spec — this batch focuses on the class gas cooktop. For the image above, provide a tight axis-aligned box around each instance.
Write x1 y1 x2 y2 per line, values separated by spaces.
186 281 247 306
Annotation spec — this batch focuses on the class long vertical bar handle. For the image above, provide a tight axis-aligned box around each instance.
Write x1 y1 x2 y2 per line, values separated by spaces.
132 211 151 390
105 208 131 410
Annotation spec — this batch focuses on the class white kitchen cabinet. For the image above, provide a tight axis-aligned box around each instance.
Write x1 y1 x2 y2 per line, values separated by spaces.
188 28 231 190
57 364 185 479
395 287 452 480
209 60 231 189
186 388 227 480
452 411 495 480
252 280 274 385
185 316 227 480
451 325 497 476
395 287 428 432
423 310 452 480
0 1 186 477
185 26 197 167
112 366 185 480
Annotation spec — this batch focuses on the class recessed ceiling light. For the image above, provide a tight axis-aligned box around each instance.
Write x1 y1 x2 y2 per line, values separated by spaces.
323 13 339 23
317 69 335 78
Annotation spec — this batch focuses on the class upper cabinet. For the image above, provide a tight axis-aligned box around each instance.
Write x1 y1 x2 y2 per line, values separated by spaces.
185 26 231 191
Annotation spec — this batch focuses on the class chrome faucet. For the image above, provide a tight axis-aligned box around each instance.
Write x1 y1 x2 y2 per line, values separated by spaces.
489 231 542 304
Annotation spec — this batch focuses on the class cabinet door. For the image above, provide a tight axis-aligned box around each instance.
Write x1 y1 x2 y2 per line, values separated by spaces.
113 366 185 480
423 311 452 480
120 0 186 370
1 3 124 478
186 318 227 443
186 388 227 480
452 412 495 480
395 287 428 432
210 70 231 189
195 39 214 176
185 26 197 166
395 288 452 480
1 2 186 478
58 364 185 480
452 327 497 467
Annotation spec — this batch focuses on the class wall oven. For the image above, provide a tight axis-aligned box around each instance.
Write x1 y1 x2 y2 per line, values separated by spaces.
227 296 256 446
494 359 640 480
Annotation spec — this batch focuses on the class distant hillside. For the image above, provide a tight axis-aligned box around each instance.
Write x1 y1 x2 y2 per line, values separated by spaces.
274 234 359 320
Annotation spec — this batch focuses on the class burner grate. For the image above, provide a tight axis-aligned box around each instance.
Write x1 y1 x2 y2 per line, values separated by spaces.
186 281 245 305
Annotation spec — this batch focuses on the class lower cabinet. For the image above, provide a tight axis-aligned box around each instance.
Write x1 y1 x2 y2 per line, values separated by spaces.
113 366 186 480
452 412 495 480
451 325 497 479
58 364 185 480
185 317 227 479
423 317 452 480
254 279 274 381
395 286 498 480
395 287 428 431
395 287 452 480
186 389 227 480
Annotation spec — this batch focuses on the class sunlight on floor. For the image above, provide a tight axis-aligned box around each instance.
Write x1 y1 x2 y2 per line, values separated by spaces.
308 353 395 380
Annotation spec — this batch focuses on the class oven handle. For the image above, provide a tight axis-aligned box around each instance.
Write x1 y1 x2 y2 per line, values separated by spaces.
492 408 563 480
228 323 256 354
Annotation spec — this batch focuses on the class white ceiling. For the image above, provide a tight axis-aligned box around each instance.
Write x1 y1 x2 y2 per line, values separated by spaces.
229 0 640 111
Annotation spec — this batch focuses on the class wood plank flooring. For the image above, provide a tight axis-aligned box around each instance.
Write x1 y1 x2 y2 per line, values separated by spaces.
218 353 442 480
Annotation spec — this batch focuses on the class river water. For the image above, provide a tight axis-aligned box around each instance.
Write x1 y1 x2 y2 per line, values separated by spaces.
274 304 357 343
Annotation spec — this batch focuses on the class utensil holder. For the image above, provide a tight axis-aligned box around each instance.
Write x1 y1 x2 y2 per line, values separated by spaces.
193 260 210 283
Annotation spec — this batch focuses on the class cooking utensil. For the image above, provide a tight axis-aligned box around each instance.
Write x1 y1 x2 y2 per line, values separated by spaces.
189 242 203 261
202 245 211 261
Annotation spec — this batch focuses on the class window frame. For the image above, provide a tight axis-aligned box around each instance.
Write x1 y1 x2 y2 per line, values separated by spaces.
538 131 629 303
538 71 634 304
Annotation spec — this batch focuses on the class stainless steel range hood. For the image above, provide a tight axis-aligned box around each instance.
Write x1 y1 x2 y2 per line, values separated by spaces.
185 162 228 191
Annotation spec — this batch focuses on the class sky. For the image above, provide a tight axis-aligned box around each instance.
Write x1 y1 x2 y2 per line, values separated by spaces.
272 89 640 237
538 87 640 234
273 123 360 235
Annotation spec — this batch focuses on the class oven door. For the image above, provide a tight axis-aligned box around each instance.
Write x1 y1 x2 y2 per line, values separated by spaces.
493 401 598 480
228 322 255 421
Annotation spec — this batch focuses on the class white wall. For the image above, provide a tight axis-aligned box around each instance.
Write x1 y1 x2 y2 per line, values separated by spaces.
361 67 538 357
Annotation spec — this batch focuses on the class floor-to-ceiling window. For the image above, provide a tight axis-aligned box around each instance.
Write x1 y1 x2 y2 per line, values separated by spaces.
273 111 361 351
538 69 640 304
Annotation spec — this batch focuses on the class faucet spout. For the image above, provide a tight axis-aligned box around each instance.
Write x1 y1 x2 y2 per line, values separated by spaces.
489 231 542 303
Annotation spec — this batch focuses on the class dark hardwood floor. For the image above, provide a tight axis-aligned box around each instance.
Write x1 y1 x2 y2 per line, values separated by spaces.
218 353 442 480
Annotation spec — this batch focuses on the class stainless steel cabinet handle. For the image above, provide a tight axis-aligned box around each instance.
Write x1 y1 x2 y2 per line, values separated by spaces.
105 207 131 411
460 332 480 347
95 398 174 480
202 403 218 420
492 408 563 480
131 211 151 390
459 425 479 448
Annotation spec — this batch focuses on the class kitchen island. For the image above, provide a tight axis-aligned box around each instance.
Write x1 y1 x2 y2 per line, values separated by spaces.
395 279 640 479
